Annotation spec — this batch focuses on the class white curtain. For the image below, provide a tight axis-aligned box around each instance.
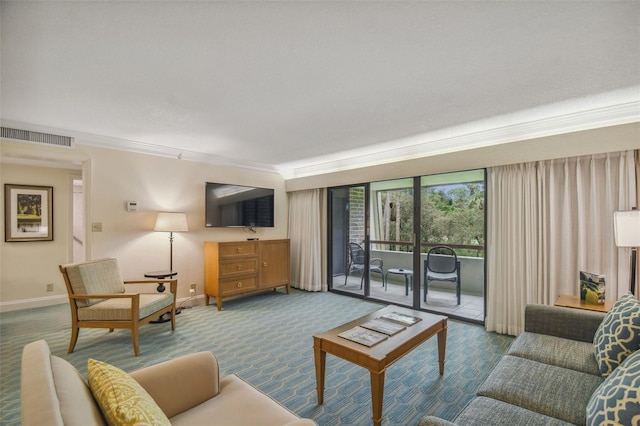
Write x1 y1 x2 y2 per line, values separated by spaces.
288 188 325 291
486 150 636 335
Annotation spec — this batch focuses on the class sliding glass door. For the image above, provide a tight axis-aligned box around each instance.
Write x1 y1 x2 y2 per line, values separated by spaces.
329 185 368 296
328 170 486 323
369 178 416 306
419 170 486 321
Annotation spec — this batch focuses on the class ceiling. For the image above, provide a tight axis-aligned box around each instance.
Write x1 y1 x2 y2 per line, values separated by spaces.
1 1 639 178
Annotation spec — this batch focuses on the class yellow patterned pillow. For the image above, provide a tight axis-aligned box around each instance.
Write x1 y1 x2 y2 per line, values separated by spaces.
87 359 171 426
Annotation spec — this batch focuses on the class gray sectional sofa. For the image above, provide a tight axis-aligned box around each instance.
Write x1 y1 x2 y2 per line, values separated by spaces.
420 297 640 425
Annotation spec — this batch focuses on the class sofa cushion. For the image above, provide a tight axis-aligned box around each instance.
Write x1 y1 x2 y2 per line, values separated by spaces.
477 355 603 424
586 349 640 425
87 358 170 426
130 351 221 418
593 293 640 377
169 374 301 426
21 340 66 426
508 331 600 375
66 258 126 307
430 396 573 426
50 356 105 426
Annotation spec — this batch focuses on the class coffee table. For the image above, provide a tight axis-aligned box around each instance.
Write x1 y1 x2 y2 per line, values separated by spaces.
313 305 447 426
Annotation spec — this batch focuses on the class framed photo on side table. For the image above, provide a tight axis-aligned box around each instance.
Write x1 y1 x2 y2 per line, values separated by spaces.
4 184 53 242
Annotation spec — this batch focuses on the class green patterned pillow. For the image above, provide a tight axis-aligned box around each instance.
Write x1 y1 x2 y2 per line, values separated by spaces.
593 293 640 377
586 349 640 425
87 359 170 426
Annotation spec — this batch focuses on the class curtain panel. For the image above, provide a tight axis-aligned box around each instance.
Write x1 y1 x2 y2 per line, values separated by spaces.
486 150 637 335
288 188 325 292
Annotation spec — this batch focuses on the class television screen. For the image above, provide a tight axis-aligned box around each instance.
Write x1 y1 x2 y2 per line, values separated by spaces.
205 182 274 228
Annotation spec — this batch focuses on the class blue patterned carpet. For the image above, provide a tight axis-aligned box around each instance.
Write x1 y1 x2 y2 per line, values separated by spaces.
0 289 513 425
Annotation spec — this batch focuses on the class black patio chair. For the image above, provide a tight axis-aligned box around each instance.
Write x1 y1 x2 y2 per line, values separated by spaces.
344 242 385 289
424 245 461 304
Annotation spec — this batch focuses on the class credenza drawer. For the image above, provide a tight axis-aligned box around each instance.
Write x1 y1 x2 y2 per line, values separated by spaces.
220 277 258 295
219 259 258 277
219 242 258 258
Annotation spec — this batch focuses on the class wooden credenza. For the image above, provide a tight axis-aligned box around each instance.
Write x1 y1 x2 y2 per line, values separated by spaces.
204 239 290 310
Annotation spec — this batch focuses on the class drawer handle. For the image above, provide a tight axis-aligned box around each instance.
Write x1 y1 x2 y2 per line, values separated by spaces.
237 247 243 253
236 264 243 271
237 282 243 288
263 262 268 267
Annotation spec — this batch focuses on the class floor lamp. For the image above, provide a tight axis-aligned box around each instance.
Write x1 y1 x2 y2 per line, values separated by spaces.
613 209 640 296
154 211 189 272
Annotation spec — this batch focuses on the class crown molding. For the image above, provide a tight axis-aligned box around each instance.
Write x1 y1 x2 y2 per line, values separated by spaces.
3 95 639 179
277 99 640 179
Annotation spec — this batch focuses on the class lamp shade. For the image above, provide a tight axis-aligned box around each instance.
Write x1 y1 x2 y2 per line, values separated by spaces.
154 212 188 232
613 210 640 247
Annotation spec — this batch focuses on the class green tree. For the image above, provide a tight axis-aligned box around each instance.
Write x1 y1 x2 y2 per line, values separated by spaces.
378 182 484 257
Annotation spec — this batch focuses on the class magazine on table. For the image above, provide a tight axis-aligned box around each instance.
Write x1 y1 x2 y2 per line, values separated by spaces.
378 311 422 326
359 319 406 336
338 326 388 347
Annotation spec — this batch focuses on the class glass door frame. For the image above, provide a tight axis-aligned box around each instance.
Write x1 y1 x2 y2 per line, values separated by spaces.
327 183 374 297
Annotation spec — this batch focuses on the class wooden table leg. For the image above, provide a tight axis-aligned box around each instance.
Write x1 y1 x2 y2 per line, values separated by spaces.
370 370 385 426
437 321 447 375
313 337 326 404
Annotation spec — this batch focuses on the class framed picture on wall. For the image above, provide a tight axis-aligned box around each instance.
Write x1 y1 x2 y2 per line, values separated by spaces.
4 184 53 242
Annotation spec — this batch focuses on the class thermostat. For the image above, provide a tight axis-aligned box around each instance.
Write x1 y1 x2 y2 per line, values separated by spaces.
126 201 138 212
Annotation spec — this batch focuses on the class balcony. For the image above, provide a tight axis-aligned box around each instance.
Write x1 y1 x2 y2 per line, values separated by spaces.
334 249 485 323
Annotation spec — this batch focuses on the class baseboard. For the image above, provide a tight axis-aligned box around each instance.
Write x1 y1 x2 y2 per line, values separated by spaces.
0 294 68 313
177 294 205 307
0 293 206 313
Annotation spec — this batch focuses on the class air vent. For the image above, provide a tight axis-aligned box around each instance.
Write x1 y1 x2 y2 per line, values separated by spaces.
1 127 74 148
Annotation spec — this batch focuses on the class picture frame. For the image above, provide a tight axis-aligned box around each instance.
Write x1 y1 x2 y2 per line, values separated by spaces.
4 184 53 242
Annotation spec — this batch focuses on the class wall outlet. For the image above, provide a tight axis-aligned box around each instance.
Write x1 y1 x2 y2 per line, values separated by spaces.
46 283 54 292
190 283 196 295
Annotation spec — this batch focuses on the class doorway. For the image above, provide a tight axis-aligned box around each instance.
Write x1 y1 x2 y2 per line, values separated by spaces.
72 178 85 263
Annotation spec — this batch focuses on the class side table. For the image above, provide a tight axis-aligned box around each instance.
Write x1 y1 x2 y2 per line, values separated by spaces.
385 268 413 295
144 270 178 323
144 270 177 293
554 295 614 313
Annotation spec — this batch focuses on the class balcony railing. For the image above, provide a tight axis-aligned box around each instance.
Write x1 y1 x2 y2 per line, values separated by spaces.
368 240 485 296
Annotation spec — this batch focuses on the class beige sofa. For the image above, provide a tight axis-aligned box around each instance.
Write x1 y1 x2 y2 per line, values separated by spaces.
21 340 317 426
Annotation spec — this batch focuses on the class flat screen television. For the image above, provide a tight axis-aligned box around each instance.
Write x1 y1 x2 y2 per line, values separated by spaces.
205 182 274 228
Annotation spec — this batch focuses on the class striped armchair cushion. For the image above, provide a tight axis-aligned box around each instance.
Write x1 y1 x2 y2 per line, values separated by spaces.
77 293 174 321
66 258 126 307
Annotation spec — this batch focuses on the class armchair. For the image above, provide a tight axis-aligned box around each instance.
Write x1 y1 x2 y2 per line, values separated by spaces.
59 258 177 356
344 242 385 288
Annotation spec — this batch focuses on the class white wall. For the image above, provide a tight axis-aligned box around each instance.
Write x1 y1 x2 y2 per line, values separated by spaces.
0 140 288 311
0 164 75 306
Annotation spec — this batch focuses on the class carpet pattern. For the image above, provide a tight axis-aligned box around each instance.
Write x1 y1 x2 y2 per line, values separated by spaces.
0 289 513 425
